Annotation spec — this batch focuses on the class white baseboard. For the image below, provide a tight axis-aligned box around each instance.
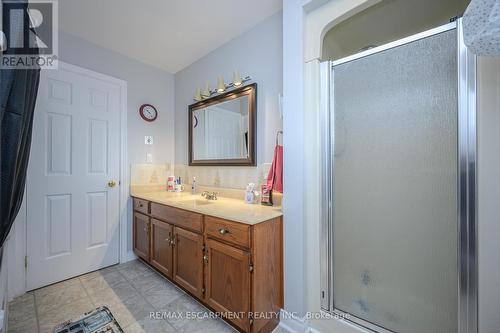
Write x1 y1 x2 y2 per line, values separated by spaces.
123 250 137 263
279 309 310 333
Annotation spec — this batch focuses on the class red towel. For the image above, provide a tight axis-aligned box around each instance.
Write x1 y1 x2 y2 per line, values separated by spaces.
267 145 283 193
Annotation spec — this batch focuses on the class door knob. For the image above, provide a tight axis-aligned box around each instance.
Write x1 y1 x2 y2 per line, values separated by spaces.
108 180 117 188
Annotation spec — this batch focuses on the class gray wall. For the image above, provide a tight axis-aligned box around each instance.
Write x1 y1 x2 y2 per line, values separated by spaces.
59 32 176 167
174 12 283 165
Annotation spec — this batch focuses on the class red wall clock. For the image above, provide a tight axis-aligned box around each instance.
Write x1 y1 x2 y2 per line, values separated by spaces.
139 104 158 122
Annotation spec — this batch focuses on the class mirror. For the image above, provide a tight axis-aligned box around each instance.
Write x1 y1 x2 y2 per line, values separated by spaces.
189 83 256 166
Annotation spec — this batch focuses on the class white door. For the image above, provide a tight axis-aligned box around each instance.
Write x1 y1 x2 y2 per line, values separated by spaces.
26 63 123 290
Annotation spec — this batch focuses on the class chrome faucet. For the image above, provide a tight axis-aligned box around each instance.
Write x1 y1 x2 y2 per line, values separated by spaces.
201 191 218 200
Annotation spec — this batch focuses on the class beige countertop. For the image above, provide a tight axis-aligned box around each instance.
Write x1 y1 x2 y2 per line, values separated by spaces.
131 190 283 225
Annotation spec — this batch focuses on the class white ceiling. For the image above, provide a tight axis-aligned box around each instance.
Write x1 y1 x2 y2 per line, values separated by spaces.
59 0 282 73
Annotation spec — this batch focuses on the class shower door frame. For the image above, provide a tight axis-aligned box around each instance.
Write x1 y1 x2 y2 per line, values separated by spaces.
319 19 477 333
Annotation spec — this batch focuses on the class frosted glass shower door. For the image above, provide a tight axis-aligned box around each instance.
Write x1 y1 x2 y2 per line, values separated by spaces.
331 29 458 333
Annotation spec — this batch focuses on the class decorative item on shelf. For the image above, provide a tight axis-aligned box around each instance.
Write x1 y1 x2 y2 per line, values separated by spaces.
193 71 252 101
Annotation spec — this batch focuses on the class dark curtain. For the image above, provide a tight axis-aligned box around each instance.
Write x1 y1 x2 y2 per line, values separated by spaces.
0 0 41 247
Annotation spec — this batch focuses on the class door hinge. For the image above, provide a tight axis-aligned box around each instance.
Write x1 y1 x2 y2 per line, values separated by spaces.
24 255 28 269
249 264 254 273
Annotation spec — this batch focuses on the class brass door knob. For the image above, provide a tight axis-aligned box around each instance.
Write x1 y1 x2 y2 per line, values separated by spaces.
108 180 117 188
203 255 209 264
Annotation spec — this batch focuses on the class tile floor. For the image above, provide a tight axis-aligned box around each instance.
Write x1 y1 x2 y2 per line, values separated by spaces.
7 260 289 333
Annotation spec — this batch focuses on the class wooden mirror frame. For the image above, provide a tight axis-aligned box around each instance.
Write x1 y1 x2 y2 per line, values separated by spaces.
188 83 257 166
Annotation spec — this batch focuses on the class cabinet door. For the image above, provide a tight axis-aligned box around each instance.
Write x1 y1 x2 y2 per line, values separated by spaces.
172 227 204 298
150 219 173 278
205 239 251 332
133 212 150 261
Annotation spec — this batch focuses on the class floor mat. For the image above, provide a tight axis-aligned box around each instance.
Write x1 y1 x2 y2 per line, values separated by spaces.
53 306 124 333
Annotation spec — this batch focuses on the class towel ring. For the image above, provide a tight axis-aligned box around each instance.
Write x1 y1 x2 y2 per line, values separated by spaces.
276 130 283 146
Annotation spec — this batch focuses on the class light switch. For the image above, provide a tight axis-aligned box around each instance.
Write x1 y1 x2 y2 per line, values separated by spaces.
145 136 154 145
146 153 153 163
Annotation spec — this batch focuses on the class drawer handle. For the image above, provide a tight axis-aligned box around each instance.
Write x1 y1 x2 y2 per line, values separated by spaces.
203 255 208 264
219 228 229 235
139 203 144 208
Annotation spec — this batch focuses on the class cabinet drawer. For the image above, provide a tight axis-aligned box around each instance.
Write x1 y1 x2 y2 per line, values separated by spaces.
133 212 150 261
205 216 250 248
133 198 149 214
150 203 203 233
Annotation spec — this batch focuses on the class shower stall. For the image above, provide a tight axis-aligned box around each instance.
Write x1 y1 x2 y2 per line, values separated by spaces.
319 19 477 333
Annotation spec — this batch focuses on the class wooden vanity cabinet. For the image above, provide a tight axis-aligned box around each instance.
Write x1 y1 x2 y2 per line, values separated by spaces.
205 216 283 333
151 203 202 233
205 238 252 332
150 219 173 278
172 226 204 298
134 198 149 215
205 215 250 248
132 198 283 333
133 212 150 261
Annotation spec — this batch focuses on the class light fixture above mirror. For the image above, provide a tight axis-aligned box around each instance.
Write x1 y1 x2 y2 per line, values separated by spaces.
193 71 251 101
232 71 243 87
